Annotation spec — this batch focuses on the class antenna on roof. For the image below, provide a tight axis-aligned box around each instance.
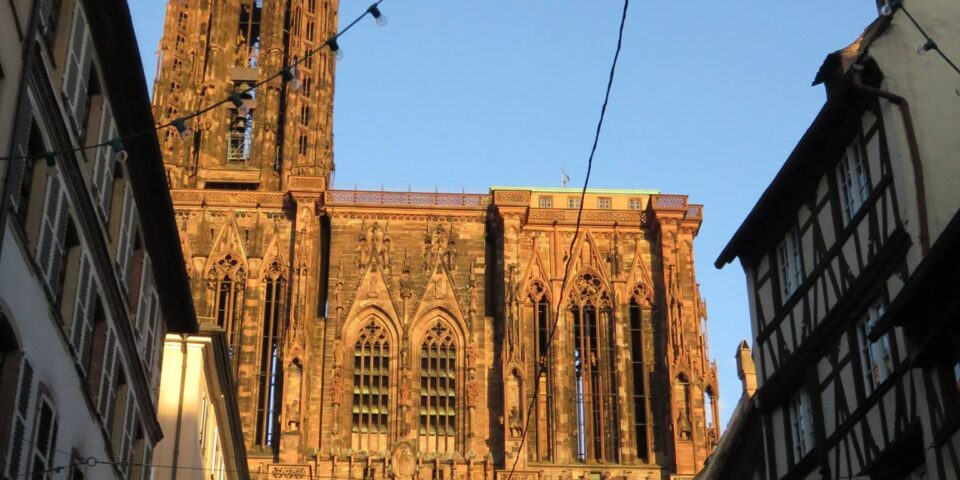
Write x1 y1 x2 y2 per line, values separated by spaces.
561 167 570 188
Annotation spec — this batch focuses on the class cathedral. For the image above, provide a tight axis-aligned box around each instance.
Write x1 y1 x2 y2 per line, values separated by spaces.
150 1 717 479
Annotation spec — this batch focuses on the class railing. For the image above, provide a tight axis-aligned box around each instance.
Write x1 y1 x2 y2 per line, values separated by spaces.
325 190 491 208
685 204 703 220
652 194 688 209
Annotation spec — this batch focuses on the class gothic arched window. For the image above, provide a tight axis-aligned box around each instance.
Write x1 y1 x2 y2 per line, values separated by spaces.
255 261 284 449
352 319 390 451
208 253 246 361
528 283 553 461
419 321 457 455
569 272 619 463
629 289 649 462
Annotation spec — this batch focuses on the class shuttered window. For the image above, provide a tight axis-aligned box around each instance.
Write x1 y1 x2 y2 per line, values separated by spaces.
92 103 117 221
29 396 58 479
119 391 137 478
97 329 119 424
69 254 97 371
62 2 92 132
36 174 70 301
116 186 138 284
4 356 35 479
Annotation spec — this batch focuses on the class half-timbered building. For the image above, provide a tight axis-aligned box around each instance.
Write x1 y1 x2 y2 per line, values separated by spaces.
714 1 960 478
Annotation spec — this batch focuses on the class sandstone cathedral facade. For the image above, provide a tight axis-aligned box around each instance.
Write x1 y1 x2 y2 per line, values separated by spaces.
151 1 718 479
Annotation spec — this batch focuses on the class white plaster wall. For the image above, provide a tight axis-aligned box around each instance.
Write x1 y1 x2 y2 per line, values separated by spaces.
0 224 123 479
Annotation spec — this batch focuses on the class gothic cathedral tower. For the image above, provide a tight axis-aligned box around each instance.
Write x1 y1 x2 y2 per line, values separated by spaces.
151 0 337 469
152 2 718 479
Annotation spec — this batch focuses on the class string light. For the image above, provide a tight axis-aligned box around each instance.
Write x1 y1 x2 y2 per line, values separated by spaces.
368 5 387 26
109 138 128 162
916 39 936 56
505 2 629 480
282 65 302 91
326 37 344 60
227 93 250 116
0 0 387 161
171 118 192 140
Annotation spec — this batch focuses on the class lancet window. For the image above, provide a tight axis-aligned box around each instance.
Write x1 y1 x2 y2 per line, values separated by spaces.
255 261 284 449
629 292 649 462
569 272 619 463
419 321 457 455
352 319 390 451
208 254 246 362
528 281 553 461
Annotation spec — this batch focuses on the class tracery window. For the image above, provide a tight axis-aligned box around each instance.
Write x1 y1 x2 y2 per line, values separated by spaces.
628 294 648 461
569 272 619 463
352 320 390 451
528 282 553 461
255 262 284 449
208 254 246 362
419 321 457 455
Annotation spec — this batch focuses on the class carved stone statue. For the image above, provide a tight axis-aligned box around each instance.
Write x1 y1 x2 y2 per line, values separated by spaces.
677 413 692 440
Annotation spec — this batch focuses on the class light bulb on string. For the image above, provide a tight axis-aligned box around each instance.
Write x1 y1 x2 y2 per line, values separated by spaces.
326 38 344 60
282 65 302 91
172 118 193 140
110 138 128 163
228 93 250 116
368 5 387 26
917 40 936 55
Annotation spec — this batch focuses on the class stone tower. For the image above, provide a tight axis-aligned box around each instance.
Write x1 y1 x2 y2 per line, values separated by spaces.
151 0 339 471
152 2 718 479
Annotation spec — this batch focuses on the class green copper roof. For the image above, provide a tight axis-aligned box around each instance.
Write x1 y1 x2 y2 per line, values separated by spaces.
489 186 661 195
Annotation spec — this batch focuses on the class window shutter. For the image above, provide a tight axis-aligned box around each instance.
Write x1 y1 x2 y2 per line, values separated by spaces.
71 255 97 370
120 393 137 478
4 356 35 479
141 443 153 480
93 104 117 220
10 105 33 214
37 174 68 298
134 260 152 336
97 329 118 422
116 187 138 284
31 399 59 478
62 3 92 131
142 293 159 370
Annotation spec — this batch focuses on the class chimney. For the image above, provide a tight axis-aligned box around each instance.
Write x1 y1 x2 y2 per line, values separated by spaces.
736 340 757 396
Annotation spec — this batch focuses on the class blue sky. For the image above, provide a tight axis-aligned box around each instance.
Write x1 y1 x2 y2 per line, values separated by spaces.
129 1 879 428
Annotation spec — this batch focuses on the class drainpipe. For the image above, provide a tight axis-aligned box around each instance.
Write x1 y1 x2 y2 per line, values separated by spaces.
852 67 931 254
171 336 189 480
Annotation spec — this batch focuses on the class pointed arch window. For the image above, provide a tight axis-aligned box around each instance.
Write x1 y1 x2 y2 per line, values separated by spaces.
628 294 648 462
255 261 284 449
419 321 457 455
569 272 619 463
528 282 553 461
208 254 246 362
352 319 390 451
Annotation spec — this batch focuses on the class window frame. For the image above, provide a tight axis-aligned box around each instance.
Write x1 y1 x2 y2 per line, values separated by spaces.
789 389 815 463
777 227 803 300
597 197 612 210
856 298 894 395
837 138 870 224
538 196 553 208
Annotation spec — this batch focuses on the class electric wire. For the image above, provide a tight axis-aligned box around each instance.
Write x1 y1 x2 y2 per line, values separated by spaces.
505 1 629 479
0 0 387 162
896 3 960 78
